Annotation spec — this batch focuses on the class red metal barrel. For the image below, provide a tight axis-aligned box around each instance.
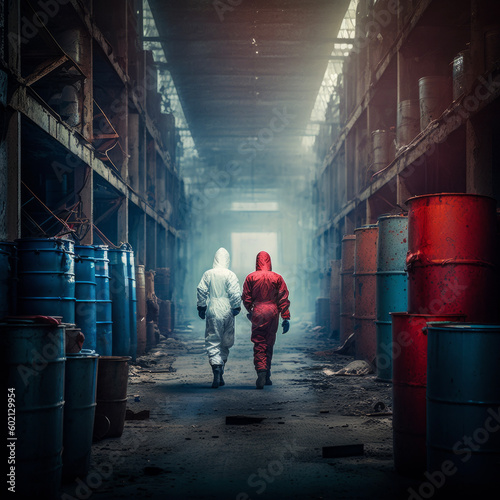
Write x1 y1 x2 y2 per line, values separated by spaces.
406 193 498 322
354 225 378 363
329 260 341 339
391 312 465 476
340 235 356 344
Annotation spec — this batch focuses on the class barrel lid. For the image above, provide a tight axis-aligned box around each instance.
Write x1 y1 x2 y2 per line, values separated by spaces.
342 234 356 240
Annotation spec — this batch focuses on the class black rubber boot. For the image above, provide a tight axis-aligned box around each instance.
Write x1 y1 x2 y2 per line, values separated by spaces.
256 370 267 389
219 363 225 387
265 370 272 386
211 365 222 388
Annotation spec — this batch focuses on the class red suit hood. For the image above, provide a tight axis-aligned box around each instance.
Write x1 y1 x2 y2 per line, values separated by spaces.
256 251 272 271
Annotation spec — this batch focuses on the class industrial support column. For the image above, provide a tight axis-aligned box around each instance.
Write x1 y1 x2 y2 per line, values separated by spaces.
466 0 494 197
1 0 21 240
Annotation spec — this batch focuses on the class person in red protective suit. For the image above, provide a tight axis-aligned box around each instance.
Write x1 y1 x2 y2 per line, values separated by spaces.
242 251 290 389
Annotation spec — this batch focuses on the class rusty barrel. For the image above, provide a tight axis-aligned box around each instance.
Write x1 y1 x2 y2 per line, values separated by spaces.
427 323 500 487
406 193 498 322
354 225 378 364
418 76 452 130
94 356 131 439
155 267 171 300
375 215 408 381
372 129 395 173
329 260 341 339
396 100 420 150
136 264 147 356
391 312 465 476
159 299 172 337
340 235 356 344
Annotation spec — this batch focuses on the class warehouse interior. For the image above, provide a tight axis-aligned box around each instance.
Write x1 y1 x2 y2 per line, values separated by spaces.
2 0 500 499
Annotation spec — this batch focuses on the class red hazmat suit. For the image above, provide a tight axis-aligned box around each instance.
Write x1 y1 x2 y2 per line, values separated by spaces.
242 251 290 372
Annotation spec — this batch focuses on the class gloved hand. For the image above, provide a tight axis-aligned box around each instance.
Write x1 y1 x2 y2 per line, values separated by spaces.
232 307 241 316
282 319 290 334
197 306 207 320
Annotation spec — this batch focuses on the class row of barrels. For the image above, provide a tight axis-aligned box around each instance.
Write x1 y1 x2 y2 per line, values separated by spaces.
0 238 174 359
2 317 132 498
332 193 500 485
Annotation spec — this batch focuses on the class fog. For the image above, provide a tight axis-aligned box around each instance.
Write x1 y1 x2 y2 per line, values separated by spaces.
180 149 325 323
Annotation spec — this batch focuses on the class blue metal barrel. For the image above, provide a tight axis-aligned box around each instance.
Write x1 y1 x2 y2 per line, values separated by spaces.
16 237 75 323
1 319 65 498
108 248 130 356
62 349 99 482
94 245 112 355
427 323 500 487
74 245 97 351
0 241 17 319
375 215 408 382
125 246 137 361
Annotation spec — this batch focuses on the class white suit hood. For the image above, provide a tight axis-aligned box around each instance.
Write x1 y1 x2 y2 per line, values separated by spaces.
213 248 230 269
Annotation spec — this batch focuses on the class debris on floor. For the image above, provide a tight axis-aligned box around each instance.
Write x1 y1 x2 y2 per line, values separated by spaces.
225 415 266 425
324 360 374 376
126 409 151 420
322 443 364 458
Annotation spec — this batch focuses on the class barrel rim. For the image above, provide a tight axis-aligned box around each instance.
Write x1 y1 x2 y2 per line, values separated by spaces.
66 349 100 358
377 213 408 221
390 312 467 319
418 75 452 84
354 224 378 232
98 356 131 362
341 234 356 241
426 322 500 331
405 192 497 205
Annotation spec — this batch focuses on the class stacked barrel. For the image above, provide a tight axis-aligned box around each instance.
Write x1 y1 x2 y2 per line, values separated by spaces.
353 224 378 364
94 245 112 355
375 215 408 382
329 260 341 339
16 237 76 323
340 235 356 344
108 246 131 358
145 269 160 349
392 193 500 485
74 245 97 351
136 264 147 356
156 267 172 337
0 236 153 495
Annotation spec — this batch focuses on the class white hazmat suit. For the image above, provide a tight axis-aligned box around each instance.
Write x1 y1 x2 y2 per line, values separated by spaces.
197 248 241 373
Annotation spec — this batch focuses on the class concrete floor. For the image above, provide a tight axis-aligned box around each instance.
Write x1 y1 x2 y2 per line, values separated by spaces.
60 318 476 500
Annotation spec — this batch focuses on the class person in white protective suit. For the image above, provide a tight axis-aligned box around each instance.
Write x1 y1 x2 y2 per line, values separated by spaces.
197 248 241 388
